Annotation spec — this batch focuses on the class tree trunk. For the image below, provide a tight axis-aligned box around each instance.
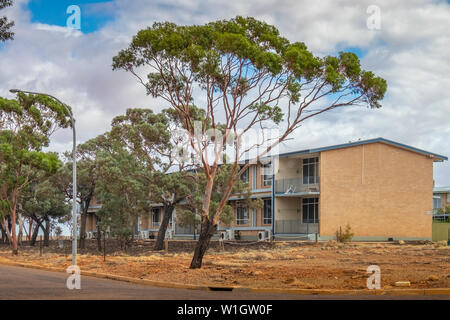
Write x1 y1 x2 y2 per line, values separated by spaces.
0 222 9 244
43 217 50 246
189 218 216 269
28 218 33 241
154 205 174 250
95 215 102 252
79 202 87 249
30 223 40 246
18 213 23 245
10 205 18 255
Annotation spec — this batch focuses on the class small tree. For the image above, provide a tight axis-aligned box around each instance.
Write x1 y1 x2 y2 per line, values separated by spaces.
54 226 62 238
110 108 199 250
53 137 103 249
21 174 70 246
95 136 149 250
113 17 387 268
336 224 354 243
0 93 70 254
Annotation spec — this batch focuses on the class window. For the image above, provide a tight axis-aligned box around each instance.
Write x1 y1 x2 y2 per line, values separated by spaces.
236 205 249 225
433 195 441 213
240 166 249 183
263 199 272 225
303 157 319 184
447 193 450 203
262 161 272 186
152 208 160 227
302 198 319 224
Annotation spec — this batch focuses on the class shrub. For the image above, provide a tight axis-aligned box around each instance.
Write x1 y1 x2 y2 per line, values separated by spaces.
336 224 354 243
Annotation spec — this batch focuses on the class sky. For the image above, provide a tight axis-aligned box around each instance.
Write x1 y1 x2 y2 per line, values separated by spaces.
0 0 449 186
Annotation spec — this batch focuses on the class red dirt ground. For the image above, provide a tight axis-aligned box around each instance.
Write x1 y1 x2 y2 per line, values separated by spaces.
0 240 448 290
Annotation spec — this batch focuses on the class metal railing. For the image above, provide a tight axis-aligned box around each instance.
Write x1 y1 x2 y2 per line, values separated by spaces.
175 224 198 234
433 214 450 222
274 177 320 194
274 220 319 234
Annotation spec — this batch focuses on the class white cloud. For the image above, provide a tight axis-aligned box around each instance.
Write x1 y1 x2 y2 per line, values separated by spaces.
0 0 449 185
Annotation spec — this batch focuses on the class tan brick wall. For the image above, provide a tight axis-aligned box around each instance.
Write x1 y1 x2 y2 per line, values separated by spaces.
320 142 434 239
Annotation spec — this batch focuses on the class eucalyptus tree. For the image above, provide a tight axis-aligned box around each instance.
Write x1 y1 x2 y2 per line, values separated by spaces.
110 108 199 250
94 135 149 250
113 16 387 268
20 175 70 246
0 93 70 254
53 136 106 249
0 0 14 42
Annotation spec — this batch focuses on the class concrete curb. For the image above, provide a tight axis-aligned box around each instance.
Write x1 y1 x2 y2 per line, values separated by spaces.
0 259 449 296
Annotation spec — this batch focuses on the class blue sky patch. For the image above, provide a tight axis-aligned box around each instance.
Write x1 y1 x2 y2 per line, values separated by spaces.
343 47 368 59
27 0 116 33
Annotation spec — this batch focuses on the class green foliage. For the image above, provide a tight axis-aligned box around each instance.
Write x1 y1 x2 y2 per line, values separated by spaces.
113 16 386 122
0 0 14 42
54 226 63 237
95 139 149 245
0 94 70 219
336 224 354 243
20 175 71 225
110 107 203 212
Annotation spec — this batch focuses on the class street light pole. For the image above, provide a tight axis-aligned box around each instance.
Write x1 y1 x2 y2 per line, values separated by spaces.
9 89 77 266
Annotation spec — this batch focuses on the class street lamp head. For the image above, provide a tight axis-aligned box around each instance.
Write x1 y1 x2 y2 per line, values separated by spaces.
9 89 21 93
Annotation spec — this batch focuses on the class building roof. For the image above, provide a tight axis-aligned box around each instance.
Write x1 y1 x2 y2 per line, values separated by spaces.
278 137 448 161
434 186 450 193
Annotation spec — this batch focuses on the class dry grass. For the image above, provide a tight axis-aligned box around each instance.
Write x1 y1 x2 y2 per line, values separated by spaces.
0 241 449 290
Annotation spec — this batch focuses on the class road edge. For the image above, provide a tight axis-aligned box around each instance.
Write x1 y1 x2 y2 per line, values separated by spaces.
0 259 449 296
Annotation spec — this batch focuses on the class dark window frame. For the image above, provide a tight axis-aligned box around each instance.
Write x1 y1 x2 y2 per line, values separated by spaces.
263 199 272 225
240 166 249 183
302 157 319 184
152 208 161 227
262 161 273 186
302 197 319 224
236 204 249 225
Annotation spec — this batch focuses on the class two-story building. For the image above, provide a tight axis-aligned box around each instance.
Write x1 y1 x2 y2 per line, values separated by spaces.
85 137 447 241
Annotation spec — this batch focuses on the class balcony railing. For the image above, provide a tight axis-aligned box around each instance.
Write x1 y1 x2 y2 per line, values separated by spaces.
433 213 450 223
274 177 320 194
275 220 319 234
175 224 197 234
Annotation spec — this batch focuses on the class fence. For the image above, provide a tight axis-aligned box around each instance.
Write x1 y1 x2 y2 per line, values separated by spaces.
432 222 450 242
274 220 319 234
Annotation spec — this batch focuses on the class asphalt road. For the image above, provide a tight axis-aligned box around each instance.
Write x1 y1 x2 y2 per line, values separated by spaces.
0 264 448 300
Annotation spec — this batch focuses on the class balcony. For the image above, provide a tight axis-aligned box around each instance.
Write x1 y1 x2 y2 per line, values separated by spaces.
274 177 320 195
275 220 319 234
